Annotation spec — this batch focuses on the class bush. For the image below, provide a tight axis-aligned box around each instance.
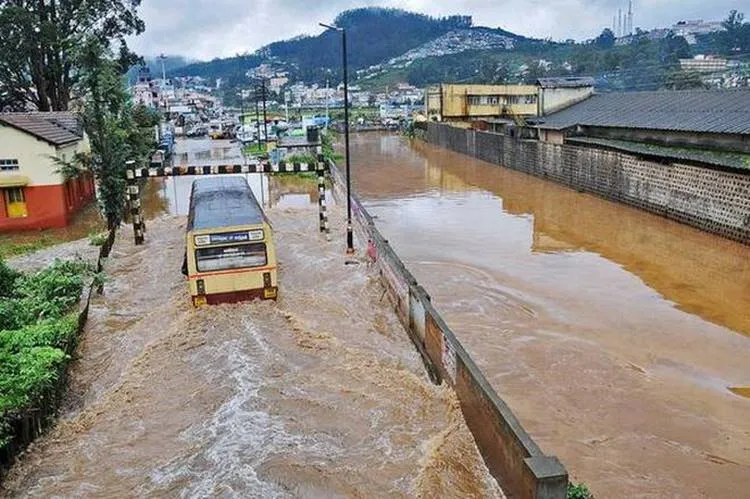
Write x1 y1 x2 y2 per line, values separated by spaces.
283 153 318 165
88 231 108 246
0 347 68 416
0 258 94 447
568 483 593 499
0 315 78 352
0 298 35 332
0 257 20 298
14 259 90 321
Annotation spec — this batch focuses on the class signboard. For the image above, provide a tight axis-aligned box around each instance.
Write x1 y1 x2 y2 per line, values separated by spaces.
194 230 264 247
209 232 250 244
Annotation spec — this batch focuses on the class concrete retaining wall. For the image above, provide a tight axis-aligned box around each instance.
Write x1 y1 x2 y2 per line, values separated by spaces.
426 123 750 245
329 161 568 499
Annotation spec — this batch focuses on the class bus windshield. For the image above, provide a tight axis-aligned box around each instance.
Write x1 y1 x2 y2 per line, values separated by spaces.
195 243 267 272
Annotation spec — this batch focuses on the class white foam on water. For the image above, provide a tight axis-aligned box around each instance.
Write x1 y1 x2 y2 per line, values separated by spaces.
144 315 341 497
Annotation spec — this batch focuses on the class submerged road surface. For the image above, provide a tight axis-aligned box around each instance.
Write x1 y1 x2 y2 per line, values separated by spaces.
350 133 750 498
2 143 503 497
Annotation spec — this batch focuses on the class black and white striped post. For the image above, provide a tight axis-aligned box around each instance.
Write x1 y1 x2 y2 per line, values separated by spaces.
317 156 330 237
125 160 145 245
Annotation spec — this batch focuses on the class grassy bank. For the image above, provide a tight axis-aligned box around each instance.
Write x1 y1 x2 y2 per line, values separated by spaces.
0 258 96 447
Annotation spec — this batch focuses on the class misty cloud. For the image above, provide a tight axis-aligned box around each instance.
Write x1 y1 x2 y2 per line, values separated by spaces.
128 0 739 60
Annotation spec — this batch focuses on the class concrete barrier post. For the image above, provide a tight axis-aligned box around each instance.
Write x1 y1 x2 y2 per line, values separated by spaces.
317 156 330 236
125 161 144 245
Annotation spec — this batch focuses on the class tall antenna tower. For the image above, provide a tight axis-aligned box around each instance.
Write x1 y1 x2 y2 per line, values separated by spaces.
618 9 622 37
628 0 634 35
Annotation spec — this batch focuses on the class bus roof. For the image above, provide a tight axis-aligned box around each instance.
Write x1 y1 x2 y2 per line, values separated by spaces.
187 176 267 232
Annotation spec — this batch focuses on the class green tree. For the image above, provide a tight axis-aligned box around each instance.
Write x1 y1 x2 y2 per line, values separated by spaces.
719 10 750 53
595 29 616 49
0 0 144 111
64 39 155 229
665 70 707 90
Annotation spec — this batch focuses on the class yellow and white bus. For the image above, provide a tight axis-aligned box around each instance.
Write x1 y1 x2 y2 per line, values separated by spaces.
183 176 278 306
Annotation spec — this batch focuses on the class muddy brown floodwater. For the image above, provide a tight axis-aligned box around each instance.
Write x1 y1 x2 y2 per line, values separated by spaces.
1 143 503 498
349 133 750 498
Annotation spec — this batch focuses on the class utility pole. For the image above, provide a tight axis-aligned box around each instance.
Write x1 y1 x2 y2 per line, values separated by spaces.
320 22 354 254
238 90 245 125
255 89 261 151
342 27 354 254
261 80 268 146
284 91 289 123
325 77 329 130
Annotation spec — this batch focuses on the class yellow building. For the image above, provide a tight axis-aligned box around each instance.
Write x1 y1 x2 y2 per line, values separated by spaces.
426 77 595 124
0 112 95 231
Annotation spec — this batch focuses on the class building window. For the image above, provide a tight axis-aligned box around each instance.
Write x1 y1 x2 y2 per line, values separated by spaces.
468 95 481 106
0 159 19 171
4 187 28 218
488 96 499 105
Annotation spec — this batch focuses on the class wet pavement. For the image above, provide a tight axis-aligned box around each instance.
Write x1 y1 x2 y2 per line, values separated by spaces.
1 139 502 497
349 133 750 498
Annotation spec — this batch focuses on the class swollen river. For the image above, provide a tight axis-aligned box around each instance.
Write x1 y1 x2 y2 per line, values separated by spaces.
350 133 750 498
2 140 503 497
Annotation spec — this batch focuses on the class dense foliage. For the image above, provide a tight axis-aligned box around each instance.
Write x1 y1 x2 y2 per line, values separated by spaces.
0 258 93 446
0 0 144 111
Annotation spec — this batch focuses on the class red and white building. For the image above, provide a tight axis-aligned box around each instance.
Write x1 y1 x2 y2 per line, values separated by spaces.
0 112 96 231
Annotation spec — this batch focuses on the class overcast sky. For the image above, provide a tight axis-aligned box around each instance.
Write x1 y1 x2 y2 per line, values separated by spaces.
128 0 737 60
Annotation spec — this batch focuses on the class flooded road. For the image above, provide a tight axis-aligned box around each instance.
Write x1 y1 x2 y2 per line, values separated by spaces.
350 133 750 497
2 139 502 497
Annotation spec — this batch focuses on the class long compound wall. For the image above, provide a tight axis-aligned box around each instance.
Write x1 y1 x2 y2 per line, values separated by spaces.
426 123 750 245
328 161 569 499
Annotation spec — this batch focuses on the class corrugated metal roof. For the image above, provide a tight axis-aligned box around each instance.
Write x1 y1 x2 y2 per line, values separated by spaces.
187 177 267 232
536 77 596 88
535 89 750 135
0 112 83 146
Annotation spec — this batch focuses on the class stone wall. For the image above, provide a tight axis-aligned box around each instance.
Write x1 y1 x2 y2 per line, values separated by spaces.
426 123 750 244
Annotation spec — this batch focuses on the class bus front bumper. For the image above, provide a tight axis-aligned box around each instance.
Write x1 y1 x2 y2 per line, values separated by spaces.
192 287 278 306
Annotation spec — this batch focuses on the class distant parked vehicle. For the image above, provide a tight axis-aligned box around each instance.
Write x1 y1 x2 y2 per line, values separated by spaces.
158 130 175 157
186 126 207 138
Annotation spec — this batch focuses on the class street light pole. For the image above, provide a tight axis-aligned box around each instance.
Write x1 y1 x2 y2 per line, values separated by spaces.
325 76 330 131
255 89 261 151
238 91 244 125
261 80 269 146
320 22 354 254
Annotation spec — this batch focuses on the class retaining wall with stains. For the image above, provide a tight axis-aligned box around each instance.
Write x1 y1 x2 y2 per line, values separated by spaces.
426 123 750 245
329 161 568 499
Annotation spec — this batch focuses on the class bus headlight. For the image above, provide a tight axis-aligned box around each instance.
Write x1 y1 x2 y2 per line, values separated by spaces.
196 279 206 295
248 229 264 241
